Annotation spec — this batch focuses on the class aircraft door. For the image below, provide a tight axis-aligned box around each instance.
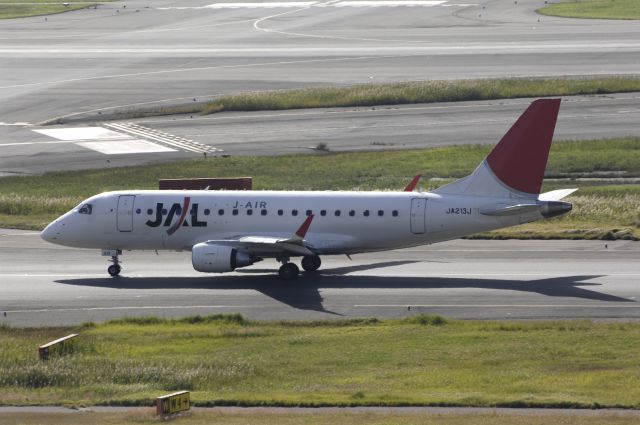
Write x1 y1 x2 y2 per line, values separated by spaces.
410 198 426 234
117 195 135 232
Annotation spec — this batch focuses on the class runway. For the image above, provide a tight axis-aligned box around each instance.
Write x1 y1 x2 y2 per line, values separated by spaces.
3 93 640 175
1 229 638 327
1 0 639 174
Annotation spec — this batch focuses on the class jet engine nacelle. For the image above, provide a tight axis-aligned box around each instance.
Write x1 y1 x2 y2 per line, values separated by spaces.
192 243 253 273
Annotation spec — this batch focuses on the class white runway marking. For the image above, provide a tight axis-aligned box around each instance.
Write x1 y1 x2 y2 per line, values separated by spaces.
337 1 447 6
159 0 465 9
0 122 31 126
104 123 222 154
35 126 132 141
76 140 176 155
32 125 222 155
33 127 176 155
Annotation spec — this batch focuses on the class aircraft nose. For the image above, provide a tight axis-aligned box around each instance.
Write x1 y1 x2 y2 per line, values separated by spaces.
41 220 62 243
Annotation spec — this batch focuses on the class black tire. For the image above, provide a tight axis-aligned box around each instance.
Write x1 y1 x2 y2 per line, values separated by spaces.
108 264 121 277
301 255 321 272
278 263 299 280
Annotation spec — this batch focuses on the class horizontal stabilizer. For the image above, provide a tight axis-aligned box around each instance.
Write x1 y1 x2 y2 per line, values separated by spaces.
538 188 578 201
481 199 573 218
480 204 539 217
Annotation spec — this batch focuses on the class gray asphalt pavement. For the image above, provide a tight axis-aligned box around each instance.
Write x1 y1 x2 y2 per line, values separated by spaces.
1 229 638 326
3 94 640 175
0 0 639 175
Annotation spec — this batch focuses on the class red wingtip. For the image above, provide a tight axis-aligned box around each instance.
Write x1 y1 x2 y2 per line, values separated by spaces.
404 174 422 192
295 214 314 238
486 99 561 195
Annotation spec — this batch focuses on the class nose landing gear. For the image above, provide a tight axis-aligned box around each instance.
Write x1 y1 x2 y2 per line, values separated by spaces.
277 254 300 280
108 264 121 277
102 249 122 277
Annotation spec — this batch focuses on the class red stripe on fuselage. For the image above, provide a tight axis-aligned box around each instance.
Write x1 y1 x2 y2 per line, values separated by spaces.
167 197 191 236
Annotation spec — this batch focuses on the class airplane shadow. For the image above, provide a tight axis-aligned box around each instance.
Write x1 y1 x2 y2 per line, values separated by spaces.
57 260 633 314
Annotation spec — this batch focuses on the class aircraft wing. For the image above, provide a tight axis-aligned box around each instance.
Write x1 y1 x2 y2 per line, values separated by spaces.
203 214 315 256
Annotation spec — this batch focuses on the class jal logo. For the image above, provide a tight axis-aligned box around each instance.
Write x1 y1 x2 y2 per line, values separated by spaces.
146 197 206 235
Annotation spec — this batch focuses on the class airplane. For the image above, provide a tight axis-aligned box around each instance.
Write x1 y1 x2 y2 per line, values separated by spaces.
41 98 575 280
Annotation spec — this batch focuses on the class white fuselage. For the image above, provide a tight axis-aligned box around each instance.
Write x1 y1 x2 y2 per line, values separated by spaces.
40 99 572 279
42 189 534 255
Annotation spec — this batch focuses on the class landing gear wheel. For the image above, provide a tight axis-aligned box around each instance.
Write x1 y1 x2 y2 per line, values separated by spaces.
107 264 121 277
301 255 321 272
278 263 299 281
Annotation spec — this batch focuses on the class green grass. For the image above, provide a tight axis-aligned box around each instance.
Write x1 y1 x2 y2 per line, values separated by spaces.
0 0 108 19
0 138 638 238
2 315 640 408
46 76 640 124
2 410 640 425
538 0 640 20
199 76 640 116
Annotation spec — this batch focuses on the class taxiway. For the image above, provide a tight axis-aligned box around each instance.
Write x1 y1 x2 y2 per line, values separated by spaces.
1 229 638 326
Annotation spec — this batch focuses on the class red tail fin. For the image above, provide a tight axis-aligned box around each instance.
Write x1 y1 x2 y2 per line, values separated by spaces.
486 99 561 195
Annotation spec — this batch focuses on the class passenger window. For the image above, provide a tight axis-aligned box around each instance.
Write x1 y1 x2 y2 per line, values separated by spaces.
162 209 167 215
247 209 253 216
378 210 384 217
292 210 298 216
278 209 284 216
335 210 341 217
232 209 238 216
218 209 224 216
78 204 92 215
349 210 355 217
204 209 211 216
261 209 267 216
363 210 370 217
306 210 312 216
392 210 398 217
321 210 327 216
147 208 153 215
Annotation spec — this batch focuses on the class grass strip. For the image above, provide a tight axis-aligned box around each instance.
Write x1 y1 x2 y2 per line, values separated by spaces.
538 0 640 20
200 76 640 116
0 0 110 19
2 315 640 408
2 409 640 425
0 138 638 238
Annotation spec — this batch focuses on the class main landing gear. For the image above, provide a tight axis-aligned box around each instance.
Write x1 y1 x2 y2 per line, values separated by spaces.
277 255 322 280
102 249 122 277
301 255 321 272
278 262 299 280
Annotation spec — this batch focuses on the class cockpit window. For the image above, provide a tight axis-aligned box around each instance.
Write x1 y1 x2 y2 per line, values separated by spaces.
78 204 93 215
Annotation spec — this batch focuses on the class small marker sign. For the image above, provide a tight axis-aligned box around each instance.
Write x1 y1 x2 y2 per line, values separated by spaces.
156 391 190 415
38 334 78 361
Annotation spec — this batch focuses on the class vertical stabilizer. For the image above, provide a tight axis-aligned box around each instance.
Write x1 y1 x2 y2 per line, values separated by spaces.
434 99 561 199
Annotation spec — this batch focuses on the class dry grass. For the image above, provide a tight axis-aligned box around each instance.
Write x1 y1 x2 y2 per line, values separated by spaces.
201 76 640 115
